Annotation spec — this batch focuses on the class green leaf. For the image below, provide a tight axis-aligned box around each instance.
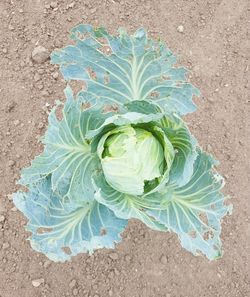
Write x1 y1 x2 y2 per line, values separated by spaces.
51 24 199 115
13 177 127 262
160 114 198 186
19 86 111 202
126 100 198 187
147 151 232 260
93 171 167 232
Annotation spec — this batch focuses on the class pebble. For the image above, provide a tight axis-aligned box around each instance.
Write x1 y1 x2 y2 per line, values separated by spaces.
31 46 50 64
8 24 15 31
43 260 51 268
37 122 44 129
72 288 78 296
160 254 168 264
2 48 8 54
13 120 20 126
2 242 10 250
52 71 59 79
34 73 41 82
109 252 119 260
50 1 58 8
0 215 5 222
69 279 77 289
37 84 44 90
177 25 184 33
32 278 45 287
8 160 15 167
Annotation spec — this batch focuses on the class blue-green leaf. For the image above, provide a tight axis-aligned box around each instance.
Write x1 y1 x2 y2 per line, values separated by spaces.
13 177 127 262
161 114 198 186
147 151 232 260
126 100 198 186
19 86 111 202
51 24 199 115
93 171 167 232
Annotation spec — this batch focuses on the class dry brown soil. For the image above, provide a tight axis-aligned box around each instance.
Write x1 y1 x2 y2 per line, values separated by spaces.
0 1 249 297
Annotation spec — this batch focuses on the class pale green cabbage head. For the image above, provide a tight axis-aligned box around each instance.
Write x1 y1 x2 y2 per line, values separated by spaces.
98 125 165 195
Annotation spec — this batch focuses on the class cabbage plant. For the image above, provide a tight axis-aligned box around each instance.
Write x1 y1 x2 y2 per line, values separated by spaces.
13 25 231 262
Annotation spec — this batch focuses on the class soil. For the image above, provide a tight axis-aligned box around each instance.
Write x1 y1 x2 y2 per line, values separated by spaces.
0 1 249 297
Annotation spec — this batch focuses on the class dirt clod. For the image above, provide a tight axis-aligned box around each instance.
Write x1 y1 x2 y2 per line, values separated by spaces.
31 46 50 64
32 278 45 287
177 25 184 33
109 252 119 260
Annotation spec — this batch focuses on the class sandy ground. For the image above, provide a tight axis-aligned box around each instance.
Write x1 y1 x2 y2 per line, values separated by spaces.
0 0 249 297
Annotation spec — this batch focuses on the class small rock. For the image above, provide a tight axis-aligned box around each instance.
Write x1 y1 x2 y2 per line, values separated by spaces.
109 252 118 260
8 24 15 31
31 46 50 64
2 48 8 54
50 1 58 8
69 279 77 289
124 254 131 262
34 73 41 82
43 260 51 268
52 72 59 79
68 2 75 8
11 207 17 212
8 160 15 167
37 84 44 90
0 215 5 222
32 278 45 287
72 288 78 296
2 242 10 250
13 120 20 126
177 25 184 33
37 122 44 129
6 101 16 112
160 254 168 264
90 7 97 14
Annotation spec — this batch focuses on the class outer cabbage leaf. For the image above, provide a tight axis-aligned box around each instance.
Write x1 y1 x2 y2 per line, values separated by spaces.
93 171 167 232
19 86 112 203
13 177 127 262
147 151 232 260
51 24 199 115
126 100 198 187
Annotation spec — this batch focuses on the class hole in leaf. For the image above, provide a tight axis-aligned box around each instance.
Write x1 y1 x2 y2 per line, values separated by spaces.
102 104 119 113
70 80 86 94
203 230 214 241
199 212 209 225
100 228 107 236
86 67 97 80
99 44 112 56
75 31 90 41
188 230 197 238
61 246 72 255
176 82 183 87
80 102 92 111
104 72 110 85
36 227 53 234
55 104 63 121
162 75 170 80
150 91 160 98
